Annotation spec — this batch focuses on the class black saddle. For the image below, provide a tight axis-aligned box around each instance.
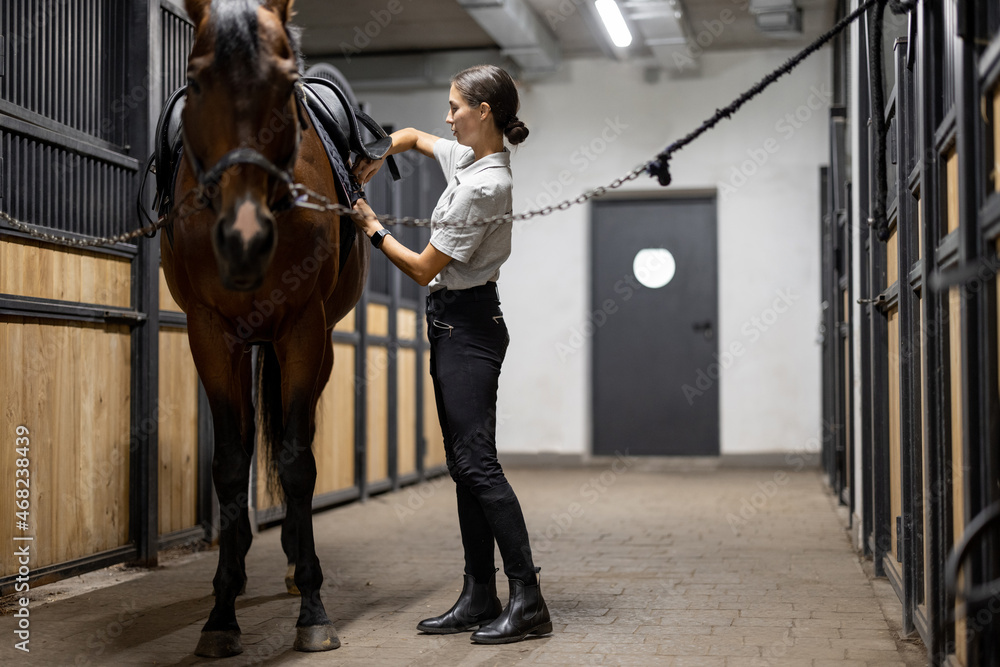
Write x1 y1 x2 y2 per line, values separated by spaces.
152 77 399 217
299 76 398 174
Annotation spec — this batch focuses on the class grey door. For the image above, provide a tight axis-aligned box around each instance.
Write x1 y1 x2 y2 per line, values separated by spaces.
592 197 719 456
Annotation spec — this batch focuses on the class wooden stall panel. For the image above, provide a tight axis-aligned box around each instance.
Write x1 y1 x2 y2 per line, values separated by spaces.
888 307 902 561
159 266 184 313
397 348 418 477
367 303 389 337
334 307 355 333
157 329 199 535
0 239 130 307
0 318 130 574
314 343 356 495
945 148 959 234
887 226 898 287
423 349 447 469
366 346 389 484
398 309 417 341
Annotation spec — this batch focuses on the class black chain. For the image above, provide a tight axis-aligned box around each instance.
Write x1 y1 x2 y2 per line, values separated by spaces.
0 188 195 248
288 164 650 228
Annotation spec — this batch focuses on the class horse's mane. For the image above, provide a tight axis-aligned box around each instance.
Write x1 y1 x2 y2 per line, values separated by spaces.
210 0 304 76
286 24 305 74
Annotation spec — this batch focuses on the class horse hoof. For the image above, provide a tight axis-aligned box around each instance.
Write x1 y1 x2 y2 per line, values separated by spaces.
285 565 300 596
293 624 340 652
195 630 243 658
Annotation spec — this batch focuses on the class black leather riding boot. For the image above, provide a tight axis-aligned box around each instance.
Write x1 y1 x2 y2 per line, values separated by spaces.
470 572 552 644
417 573 503 634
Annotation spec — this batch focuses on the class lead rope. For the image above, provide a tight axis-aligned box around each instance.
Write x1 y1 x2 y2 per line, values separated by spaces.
0 0 908 247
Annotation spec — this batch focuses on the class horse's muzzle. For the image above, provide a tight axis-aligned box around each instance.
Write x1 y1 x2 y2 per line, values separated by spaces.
213 199 276 292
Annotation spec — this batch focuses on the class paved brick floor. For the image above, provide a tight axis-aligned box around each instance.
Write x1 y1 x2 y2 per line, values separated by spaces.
1 466 927 666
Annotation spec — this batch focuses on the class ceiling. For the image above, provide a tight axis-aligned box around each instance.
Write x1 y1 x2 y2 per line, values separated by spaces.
293 0 838 63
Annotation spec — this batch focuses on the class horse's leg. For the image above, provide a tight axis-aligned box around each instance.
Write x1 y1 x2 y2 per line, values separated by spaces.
275 303 338 651
281 333 333 596
280 516 299 595
187 309 254 658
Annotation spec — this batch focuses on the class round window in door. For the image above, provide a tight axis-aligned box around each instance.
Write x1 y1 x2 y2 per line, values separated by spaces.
632 248 676 289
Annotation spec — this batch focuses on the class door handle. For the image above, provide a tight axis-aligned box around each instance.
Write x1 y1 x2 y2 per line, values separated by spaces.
692 320 714 340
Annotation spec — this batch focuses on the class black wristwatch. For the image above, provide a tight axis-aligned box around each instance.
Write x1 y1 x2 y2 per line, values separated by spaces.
370 228 392 249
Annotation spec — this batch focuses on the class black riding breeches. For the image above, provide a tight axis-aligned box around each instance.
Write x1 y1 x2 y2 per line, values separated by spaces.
426 286 536 586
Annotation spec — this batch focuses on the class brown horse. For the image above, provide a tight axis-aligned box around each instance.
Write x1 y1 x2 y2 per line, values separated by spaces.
161 0 368 656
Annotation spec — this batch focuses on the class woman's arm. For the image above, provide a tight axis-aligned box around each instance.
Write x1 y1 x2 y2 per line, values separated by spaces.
353 127 441 185
353 199 451 287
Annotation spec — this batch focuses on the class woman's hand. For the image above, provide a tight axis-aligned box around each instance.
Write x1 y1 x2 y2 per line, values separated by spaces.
351 198 380 237
352 156 385 186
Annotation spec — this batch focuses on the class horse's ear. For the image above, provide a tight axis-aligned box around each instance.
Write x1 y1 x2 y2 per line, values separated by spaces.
263 0 295 24
184 0 211 26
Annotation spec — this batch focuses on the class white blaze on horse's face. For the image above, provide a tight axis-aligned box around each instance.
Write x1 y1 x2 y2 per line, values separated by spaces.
181 0 299 291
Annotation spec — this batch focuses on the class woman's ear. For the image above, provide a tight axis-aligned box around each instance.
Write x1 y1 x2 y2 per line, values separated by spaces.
480 102 491 121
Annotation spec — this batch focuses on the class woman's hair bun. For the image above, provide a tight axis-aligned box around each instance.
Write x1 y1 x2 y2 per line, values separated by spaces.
504 116 529 145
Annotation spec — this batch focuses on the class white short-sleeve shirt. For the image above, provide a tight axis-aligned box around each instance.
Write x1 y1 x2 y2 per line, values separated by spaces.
428 139 513 292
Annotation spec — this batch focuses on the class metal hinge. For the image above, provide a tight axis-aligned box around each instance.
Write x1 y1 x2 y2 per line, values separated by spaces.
857 294 886 306
102 309 147 325
0 36 5 78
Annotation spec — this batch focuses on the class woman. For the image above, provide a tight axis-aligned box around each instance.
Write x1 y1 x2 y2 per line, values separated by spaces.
351 65 551 645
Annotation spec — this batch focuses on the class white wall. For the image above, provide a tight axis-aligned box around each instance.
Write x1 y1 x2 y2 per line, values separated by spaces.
360 49 830 457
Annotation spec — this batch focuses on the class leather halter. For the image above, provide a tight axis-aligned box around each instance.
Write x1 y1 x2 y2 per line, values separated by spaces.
182 90 307 214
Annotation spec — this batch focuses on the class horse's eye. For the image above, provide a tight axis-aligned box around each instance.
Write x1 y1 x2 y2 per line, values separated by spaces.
187 78 201 95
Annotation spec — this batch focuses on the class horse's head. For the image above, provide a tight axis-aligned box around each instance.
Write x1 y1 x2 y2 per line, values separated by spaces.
182 0 301 291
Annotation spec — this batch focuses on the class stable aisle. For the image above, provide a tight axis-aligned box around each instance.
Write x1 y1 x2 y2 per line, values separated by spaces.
1 466 927 666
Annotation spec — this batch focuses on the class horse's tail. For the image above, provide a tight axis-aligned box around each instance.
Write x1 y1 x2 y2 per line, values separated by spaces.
255 342 285 503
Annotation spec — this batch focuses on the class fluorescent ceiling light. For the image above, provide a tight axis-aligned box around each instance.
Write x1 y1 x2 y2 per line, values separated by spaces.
594 0 633 48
